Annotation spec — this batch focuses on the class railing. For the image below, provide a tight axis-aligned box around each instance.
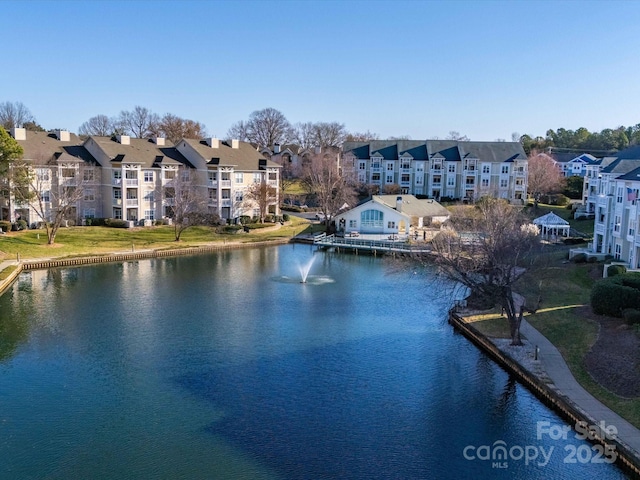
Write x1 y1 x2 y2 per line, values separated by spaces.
221 199 232 207
113 178 122 185
125 179 138 186
314 234 431 253
126 199 138 206
208 180 217 187
220 180 231 187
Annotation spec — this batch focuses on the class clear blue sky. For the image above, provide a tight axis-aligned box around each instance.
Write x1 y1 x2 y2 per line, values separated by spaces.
3 0 640 141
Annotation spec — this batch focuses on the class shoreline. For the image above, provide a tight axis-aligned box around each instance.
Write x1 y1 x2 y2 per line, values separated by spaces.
449 310 640 478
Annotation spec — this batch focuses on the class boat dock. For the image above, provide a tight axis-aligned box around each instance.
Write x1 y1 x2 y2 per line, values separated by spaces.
312 233 432 255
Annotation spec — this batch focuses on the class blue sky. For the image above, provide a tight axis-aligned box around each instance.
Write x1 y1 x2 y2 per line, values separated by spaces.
3 0 640 141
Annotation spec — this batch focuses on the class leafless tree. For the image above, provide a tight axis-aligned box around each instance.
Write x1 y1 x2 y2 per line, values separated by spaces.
429 198 541 345
245 180 278 223
302 151 356 232
157 114 207 143
527 150 565 208
345 130 380 142
0 101 35 130
163 166 211 240
12 159 95 244
119 106 160 138
78 114 117 137
446 131 470 141
227 108 292 148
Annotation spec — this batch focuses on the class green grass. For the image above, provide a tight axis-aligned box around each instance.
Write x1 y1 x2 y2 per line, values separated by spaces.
0 216 312 260
470 252 640 428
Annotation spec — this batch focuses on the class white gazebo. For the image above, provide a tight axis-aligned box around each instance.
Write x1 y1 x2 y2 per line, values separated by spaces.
532 212 570 237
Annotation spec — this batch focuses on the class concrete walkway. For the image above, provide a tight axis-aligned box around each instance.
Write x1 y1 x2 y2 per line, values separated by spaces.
520 319 640 455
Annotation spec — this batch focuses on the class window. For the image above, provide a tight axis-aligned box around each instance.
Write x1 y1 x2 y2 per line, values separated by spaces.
144 210 155 221
144 171 154 182
617 187 623 203
113 170 122 179
386 175 393 183
61 167 75 178
629 220 636 237
360 209 384 229
401 174 410 183
181 170 190 182
144 190 155 201
615 243 621 260
113 188 122 199
235 191 243 201
614 215 621 232
41 190 50 202
465 178 474 186
221 189 231 199
113 207 122 219
209 189 217 201
125 170 137 180
372 162 380 169
447 177 455 187
501 165 509 174
387 163 394 171
36 169 50 181
83 169 94 181
481 179 489 187
84 189 95 202
83 208 95 218
209 171 218 181
359 162 366 170
500 179 508 188
448 164 455 173
221 172 230 181
164 169 176 179
416 163 424 172
387 221 396 229
372 173 380 182
235 172 244 183
401 161 410 169
349 219 357 228
253 173 262 183
433 176 441 185
482 165 490 174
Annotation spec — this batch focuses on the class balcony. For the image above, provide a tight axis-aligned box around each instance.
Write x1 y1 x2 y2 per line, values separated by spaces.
126 198 138 207
125 179 139 187
208 179 218 187
268 180 278 187
113 198 122 206
112 178 122 186
221 199 232 207
220 180 232 188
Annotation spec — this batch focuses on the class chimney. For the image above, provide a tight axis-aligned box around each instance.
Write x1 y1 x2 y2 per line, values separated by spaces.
396 196 403 212
153 136 165 146
10 127 26 141
231 139 240 149
116 135 130 145
315 146 322 155
55 130 70 142
274 143 281 154
206 138 220 148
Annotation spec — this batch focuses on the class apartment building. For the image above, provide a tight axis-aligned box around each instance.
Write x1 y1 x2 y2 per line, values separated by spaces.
581 145 640 268
3 128 280 225
341 140 528 203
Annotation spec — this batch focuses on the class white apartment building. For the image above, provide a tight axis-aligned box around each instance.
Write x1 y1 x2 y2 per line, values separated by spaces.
341 140 528 203
581 145 640 268
3 128 280 225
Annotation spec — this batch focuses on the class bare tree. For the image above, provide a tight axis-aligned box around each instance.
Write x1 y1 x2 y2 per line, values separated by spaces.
292 122 316 150
345 130 380 142
527 150 565 208
78 114 117 136
226 120 250 142
0 101 35 130
245 180 278 223
158 114 207 143
430 198 541 345
12 160 94 244
119 106 159 138
227 108 292 148
163 166 211 241
302 151 356 232
446 131 470 141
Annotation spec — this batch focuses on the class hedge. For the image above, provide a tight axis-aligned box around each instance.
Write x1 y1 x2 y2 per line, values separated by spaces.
607 264 627 277
591 272 640 316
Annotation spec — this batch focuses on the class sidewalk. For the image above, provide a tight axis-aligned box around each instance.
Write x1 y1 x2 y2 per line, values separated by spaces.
520 318 640 455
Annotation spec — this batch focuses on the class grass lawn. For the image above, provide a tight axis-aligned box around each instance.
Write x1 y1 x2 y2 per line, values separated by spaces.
0 215 313 260
470 249 640 428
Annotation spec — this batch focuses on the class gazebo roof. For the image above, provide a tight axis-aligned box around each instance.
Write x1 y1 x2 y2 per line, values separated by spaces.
532 212 570 227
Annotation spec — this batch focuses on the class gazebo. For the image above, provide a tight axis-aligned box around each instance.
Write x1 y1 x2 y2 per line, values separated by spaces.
532 212 570 237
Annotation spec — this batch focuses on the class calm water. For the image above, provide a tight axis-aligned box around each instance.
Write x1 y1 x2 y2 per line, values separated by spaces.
0 245 628 479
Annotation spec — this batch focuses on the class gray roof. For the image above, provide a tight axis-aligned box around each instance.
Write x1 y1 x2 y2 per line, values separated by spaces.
182 139 279 170
601 158 640 175
616 166 640 181
88 136 190 169
373 195 450 218
343 140 526 163
14 130 97 165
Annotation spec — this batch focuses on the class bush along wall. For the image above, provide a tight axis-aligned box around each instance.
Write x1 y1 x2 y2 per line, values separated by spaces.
591 272 640 317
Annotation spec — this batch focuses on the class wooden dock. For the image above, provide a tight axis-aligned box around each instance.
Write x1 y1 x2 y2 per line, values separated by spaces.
312 233 432 255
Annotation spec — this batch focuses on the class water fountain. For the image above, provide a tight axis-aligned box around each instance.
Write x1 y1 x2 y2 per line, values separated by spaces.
298 256 315 283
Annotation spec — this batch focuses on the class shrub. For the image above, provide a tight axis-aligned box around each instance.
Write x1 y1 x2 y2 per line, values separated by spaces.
17 219 28 230
239 215 252 225
572 253 587 263
591 273 640 316
607 264 627 277
105 219 128 228
623 308 640 325
282 213 290 222
562 238 585 245
0 221 11 232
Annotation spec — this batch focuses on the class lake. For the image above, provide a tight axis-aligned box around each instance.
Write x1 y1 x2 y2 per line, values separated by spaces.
0 245 628 479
